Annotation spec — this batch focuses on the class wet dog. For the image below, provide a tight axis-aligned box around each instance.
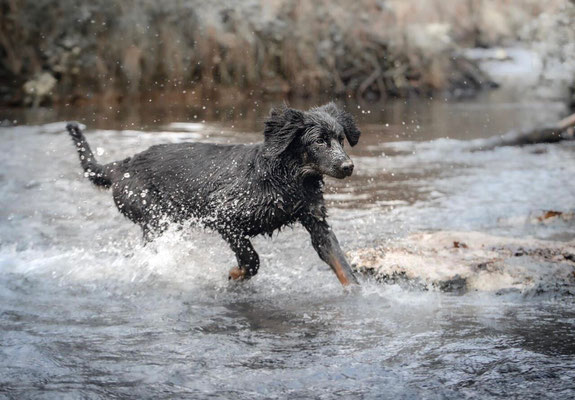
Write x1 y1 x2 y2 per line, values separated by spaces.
67 103 361 286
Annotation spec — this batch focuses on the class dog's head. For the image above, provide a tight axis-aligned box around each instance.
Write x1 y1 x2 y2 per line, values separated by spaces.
262 102 361 179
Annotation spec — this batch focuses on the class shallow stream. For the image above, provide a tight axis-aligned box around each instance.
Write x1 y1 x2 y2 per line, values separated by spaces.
1 94 574 398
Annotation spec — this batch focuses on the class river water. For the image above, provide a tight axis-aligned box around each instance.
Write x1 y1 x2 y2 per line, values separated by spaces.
1 94 575 398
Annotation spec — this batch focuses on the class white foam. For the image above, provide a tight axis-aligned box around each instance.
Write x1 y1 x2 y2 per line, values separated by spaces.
167 122 205 132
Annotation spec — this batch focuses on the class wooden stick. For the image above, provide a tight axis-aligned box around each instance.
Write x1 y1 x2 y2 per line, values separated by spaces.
472 111 575 151
558 112 575 130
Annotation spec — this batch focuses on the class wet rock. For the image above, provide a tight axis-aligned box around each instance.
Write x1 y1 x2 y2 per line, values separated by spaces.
475 261 493 271
349 231 575 294
436 275 467 293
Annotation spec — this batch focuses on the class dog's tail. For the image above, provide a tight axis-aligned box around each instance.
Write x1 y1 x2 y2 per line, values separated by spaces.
66 122 112 188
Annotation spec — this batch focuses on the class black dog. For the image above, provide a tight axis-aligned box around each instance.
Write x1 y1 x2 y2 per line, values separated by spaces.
67 103 360 286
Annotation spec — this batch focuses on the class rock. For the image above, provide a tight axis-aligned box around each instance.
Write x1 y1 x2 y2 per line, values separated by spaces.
349 231 575 294
437 275 467 293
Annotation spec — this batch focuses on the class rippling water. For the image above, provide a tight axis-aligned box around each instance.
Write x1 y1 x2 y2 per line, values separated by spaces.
1 96 575 398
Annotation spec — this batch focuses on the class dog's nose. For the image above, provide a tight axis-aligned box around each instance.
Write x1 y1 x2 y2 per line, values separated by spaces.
340 160 354 176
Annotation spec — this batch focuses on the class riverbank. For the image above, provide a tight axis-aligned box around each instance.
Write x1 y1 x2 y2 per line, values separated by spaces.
3 0 573 107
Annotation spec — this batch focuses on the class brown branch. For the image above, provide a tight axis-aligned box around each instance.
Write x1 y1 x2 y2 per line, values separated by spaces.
472 111 575 151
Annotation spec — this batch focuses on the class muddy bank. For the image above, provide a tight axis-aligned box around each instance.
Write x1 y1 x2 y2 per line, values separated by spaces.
6 0 571 106
350 229 575 295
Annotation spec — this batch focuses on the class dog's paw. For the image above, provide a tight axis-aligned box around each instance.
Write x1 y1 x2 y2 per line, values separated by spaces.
228 266 246 281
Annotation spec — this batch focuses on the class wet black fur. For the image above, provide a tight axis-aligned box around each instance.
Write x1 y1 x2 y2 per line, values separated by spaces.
67 103 361 281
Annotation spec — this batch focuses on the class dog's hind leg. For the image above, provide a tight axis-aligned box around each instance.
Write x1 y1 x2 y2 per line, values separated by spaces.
223 234 260 281
141 225 158 244
140 217 171 244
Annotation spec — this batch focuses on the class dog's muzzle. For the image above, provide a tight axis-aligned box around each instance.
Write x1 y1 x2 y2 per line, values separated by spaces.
339 160 354 177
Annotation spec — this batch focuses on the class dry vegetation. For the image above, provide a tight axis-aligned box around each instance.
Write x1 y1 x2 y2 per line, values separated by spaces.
0 0 570 105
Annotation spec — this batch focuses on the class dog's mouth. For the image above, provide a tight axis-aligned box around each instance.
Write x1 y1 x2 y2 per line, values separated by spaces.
325 168 353 179
302 164 354 179
329 172 349 179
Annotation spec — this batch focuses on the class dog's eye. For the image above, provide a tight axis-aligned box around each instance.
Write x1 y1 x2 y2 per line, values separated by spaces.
315 138 326 145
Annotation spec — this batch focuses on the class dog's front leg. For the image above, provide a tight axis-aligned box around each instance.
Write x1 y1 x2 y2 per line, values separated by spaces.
223 233 260 281
300 216 359 286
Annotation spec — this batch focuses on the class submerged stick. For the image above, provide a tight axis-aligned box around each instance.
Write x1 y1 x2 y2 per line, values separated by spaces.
472 111 575 151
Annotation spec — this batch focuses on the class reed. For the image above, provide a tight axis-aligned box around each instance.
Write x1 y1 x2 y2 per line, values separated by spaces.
0 0 568 105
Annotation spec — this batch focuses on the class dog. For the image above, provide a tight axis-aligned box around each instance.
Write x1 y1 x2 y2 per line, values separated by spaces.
66 103 361 286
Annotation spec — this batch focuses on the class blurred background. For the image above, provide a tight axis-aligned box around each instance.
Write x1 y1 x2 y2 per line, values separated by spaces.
1 0 574 122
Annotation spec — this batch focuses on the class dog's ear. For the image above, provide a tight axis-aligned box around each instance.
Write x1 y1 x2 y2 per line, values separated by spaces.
262 106 305 158
318 102 361 146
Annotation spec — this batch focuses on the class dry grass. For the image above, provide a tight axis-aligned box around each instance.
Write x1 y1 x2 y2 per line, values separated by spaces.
0 0 569 105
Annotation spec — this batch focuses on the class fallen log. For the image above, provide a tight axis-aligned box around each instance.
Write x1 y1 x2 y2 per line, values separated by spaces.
472 111 575 151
